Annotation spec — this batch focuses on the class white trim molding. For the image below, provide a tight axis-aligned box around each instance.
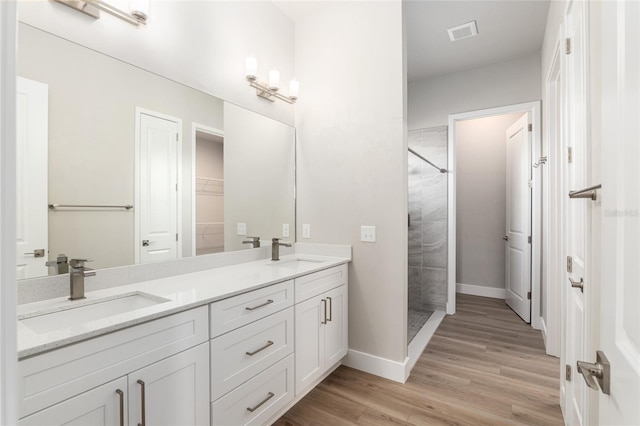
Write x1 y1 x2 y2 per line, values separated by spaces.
342 349 409 384
406 311 445 377
0 2 18 424
456 283 506 299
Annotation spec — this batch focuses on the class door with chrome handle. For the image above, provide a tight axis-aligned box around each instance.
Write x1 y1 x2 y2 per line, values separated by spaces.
24 248 45 257
577 350 610 395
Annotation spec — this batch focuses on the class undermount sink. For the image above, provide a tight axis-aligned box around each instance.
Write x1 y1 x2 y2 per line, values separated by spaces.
19 292 170 334
267 257 326 269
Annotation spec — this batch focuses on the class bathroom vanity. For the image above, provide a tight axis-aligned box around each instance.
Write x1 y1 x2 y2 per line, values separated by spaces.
17 253 350 426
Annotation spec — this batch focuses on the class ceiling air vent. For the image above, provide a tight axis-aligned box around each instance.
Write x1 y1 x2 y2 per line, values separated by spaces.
447 20 479 42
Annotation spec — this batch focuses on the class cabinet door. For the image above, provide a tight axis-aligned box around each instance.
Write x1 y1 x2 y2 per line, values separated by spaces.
129 343 210 426
19 377 127 426
324 285 348 367
294 294 325 395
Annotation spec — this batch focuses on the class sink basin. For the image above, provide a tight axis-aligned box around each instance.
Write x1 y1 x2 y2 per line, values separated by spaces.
267 257 326 270
19 292 170 334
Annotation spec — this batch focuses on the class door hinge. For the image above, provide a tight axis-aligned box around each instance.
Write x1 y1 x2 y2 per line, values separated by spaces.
567 147 573 163
176 233 178 241
528 180 533 188
566 364 572 381
565 37 572 54
567 256 573 273
528 236 532 244
527 291 531 300
176 133 179 141
176 183 178 191
528 123 533 132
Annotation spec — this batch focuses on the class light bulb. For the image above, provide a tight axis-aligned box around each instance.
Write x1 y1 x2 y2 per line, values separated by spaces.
289 79 299 99
245 57 257 80
268 69 280 91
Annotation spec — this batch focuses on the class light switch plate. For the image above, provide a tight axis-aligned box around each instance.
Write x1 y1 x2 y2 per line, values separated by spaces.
282 224 290 238
302 224 311 239
361 225 376 242
237 223 247 236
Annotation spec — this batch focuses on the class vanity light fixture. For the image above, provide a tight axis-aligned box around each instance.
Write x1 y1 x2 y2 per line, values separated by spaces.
245 57 298 104
53 0 149 27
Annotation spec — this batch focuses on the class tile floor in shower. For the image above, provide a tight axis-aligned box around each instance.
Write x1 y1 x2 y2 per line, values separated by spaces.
407 309 434 343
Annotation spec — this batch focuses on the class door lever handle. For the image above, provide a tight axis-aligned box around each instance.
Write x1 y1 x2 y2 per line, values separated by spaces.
569 277 584 292
503 236 509 241
576 350 610 395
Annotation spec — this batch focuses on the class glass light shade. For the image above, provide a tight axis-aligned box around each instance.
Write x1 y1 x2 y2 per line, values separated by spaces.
130 0 149 21
268 69 280 91
289 79 299 99
245 57 257 79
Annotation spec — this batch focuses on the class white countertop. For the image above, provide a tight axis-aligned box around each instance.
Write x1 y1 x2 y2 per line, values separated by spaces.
17 254 350 359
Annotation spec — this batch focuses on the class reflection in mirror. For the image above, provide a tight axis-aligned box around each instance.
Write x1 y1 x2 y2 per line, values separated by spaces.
16 23 296 279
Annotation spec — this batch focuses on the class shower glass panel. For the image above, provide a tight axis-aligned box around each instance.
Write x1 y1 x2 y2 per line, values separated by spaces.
407 126 448 344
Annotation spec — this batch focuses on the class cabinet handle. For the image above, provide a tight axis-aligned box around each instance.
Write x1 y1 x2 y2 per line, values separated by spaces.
321 298 327 324
327 296 333 322
245 299 274 311
116 389 124 426
246 340 274 356
137 380 146 426
246 392 275 413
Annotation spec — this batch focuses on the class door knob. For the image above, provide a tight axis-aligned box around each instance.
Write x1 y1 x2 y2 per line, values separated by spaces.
142 240 155 247
24 249 45 258
569 277 584 292
503 236 509 241
577 350 610 395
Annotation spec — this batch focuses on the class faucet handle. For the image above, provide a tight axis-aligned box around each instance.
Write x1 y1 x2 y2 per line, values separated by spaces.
244 236 260 241
272 237 281 243
69 258 93 268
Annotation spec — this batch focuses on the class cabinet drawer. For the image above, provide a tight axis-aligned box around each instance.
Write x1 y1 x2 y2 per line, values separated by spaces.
211 307 293 401
19 306 208 418
294 264 347 303
211 354 294 426
210 280 293 338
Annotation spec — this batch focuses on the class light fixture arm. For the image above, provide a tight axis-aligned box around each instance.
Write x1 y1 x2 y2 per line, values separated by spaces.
53 0 147 26
246 76 296 104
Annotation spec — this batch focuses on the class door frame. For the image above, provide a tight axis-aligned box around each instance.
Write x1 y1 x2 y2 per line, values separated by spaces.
447 101 542 329
134 107 183 264
190 123 224 257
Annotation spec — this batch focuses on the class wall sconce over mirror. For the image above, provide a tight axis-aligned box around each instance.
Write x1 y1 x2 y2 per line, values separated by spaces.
53 0 149 26
245 56 298 104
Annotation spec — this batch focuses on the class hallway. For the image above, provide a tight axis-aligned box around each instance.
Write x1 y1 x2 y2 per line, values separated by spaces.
275 294 563 425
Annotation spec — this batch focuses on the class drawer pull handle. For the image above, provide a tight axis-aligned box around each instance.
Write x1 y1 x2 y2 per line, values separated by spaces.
116 389 124 426
246 392 275 413
137 380 146 426
245 299 274 311
321 298 327 324
327 296 333 322
246 340 274 356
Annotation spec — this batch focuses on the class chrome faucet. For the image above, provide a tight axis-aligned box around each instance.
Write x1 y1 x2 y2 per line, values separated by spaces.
45 253 69 275
69 259 95 300
242 236 261 248
271 238 292 261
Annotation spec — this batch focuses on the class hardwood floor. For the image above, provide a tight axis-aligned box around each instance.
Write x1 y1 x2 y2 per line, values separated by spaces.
274 294 564 426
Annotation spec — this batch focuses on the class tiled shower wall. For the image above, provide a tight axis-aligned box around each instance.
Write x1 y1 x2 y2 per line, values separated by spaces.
408 126 448 312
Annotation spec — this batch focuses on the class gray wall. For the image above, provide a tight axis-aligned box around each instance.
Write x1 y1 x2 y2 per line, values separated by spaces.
455 113 523 289
408 126 448 311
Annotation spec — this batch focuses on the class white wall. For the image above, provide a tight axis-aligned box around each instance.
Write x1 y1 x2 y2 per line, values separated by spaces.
455 113 522 289
294 1 407 366
17 1 295 126
408 53 542 129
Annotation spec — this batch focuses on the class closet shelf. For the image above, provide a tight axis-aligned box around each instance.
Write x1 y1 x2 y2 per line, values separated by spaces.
196 177 224 196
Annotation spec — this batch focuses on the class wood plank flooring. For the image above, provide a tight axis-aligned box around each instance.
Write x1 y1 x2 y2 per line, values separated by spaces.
274 294 564 426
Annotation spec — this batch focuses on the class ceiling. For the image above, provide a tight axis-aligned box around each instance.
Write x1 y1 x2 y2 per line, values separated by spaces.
274 0 551 82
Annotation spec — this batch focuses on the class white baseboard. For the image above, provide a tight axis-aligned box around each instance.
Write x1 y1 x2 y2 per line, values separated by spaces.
342 349 409 384
456 282 505 299
406 310 445 379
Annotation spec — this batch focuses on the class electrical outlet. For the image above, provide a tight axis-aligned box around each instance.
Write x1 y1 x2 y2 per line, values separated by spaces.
282 224 290 238
237 223 247 236
361 225 376 242
302 224 311 239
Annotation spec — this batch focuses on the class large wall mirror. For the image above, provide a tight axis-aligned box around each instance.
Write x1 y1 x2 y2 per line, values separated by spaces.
16 23 296 280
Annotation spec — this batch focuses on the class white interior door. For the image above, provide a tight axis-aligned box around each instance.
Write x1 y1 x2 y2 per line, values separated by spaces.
16 77 48 279
136 109 181 263
505 113 532 323
597 0 640 423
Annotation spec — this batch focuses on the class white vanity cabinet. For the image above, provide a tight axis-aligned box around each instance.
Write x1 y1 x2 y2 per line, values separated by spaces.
18 306 210 425
294 265 348 395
